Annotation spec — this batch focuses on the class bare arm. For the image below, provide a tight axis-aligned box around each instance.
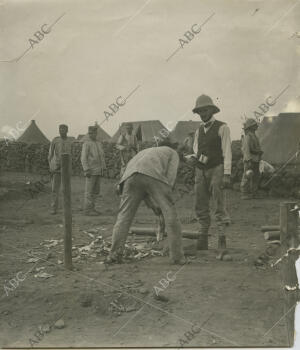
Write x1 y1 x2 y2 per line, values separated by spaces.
219 124 232 175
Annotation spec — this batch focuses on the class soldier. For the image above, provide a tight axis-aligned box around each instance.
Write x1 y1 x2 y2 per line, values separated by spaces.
48 124 73 215
107 137 185 265
116 123 139 177
81 126 106 215
240 118 263 199
189 95 232 250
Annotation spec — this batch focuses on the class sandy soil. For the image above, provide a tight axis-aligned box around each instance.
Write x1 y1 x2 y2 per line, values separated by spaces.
0 171 290 347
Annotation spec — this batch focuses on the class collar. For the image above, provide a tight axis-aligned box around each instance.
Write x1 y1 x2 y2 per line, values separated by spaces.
204 116 215 128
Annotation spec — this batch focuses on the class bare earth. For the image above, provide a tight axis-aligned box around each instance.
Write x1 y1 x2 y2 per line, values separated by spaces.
0 172 289 348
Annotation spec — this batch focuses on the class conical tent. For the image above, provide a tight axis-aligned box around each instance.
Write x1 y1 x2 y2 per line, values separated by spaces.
17 120 49 144
111 120 166 142
170 120 202 144
78 122 111 142
256 113 300 164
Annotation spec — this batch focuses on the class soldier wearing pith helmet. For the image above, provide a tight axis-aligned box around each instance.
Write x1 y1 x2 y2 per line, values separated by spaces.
240 118 263 199
189 94 232 250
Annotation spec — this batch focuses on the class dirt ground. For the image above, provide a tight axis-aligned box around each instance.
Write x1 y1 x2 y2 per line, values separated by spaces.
0 171 291 348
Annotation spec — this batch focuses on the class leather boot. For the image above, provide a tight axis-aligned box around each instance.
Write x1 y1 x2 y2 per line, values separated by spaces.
218 236 226 249
197 234 208 250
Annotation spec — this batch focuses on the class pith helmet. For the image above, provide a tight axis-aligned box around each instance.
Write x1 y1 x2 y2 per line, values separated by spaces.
243 118 258 130
192 95 220 114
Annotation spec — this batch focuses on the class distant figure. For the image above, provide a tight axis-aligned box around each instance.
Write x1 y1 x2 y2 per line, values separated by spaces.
240 118 263 199
189 94 232 250
81 126 106 216
116 123 139 176
48 124 73 215
24 153 31 173
107 137 185 265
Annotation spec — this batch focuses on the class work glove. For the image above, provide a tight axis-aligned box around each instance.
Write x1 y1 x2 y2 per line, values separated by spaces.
222 174 231 189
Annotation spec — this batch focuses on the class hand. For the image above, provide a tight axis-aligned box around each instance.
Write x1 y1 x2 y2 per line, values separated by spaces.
222 174 231 189
185 155 198 166
84 170 92 178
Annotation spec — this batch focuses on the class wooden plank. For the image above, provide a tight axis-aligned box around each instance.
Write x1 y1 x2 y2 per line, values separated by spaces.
280 201 299 347
129 226 204 239
261 225 280 232
264 231 280 240
61 153 72 270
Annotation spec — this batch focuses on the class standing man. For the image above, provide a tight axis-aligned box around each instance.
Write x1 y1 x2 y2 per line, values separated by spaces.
190 94 232 250
48 124 73 215
107 137 185 265
81 126 106 216
116 122 139 176
240 118 263 199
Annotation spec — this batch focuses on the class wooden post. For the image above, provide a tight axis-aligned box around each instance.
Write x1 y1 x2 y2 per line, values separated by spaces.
61 153 72 270
280 201 299 346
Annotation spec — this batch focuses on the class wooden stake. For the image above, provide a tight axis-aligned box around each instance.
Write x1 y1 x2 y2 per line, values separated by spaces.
280 201 299 346
61 153 72 270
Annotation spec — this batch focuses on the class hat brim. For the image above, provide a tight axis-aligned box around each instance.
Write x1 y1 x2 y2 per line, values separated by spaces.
192 105 220 114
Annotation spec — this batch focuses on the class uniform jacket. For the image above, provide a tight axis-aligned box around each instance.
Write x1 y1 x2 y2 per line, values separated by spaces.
120 146 179 188
81 138 106 175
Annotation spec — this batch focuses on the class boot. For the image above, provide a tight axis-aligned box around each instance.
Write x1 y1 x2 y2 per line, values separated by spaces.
218 236 226 249
196 235 208 250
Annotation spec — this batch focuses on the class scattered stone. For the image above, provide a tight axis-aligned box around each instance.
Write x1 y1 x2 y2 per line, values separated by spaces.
54 319 65 329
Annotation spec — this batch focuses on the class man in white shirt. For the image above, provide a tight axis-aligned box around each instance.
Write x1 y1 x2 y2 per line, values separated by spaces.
81 126 106 216
107 138 185 265
190 95 232 250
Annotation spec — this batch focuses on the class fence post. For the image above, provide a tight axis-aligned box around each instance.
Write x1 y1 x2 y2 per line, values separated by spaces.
280 201 299 346
61 153 72 270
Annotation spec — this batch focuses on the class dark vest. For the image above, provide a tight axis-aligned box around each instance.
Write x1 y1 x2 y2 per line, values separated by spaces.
197 120 224 169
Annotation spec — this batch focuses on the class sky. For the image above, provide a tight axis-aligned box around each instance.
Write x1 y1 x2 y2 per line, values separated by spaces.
0 0 299 141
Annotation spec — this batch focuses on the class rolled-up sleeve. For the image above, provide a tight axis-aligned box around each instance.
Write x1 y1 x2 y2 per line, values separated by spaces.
219 124 232 175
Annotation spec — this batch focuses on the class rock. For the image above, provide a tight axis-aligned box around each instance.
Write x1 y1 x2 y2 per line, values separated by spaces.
54 319 65 329
216 250 228 260
153 293 169 302
223 254 232 262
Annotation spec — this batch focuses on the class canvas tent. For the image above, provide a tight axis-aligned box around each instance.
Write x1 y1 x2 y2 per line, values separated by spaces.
111 120 166 143
78 122 111 142
17 120 49 144
257 113 300 164
170 120 202 144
